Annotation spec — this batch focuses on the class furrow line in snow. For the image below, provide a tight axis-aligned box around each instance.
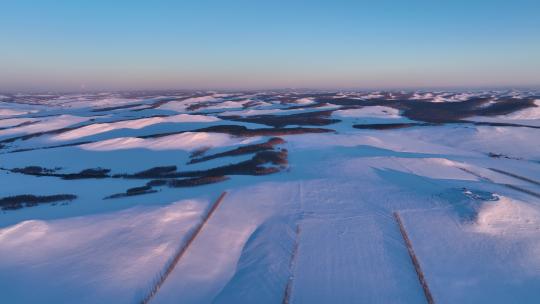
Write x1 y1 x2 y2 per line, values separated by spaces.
394 212 435 304
282 224 302 304
459 167 540 199
502 184 540 199
488 168 540 187
2 140 95 154
140 191 228 304
458 167 493 183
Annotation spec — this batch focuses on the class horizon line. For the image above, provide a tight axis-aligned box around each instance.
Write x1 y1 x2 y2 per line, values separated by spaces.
2 85 540 95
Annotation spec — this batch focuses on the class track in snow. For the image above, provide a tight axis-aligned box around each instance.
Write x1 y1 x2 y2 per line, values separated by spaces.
394 212 435 304
140 192 228 304
282 224 302 304
459 167 540 199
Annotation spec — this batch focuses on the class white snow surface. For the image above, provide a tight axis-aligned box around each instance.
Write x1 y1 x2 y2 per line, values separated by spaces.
1 90 539 304
81 132 258 152
52 114 219 141
0 114 90 138
0 108 32 117
0 199 209 303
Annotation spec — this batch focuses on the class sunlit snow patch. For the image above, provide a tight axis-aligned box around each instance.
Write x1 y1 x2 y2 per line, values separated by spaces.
81 132 259 151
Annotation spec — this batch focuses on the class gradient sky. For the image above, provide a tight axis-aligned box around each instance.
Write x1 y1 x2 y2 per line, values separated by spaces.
1 0 540 91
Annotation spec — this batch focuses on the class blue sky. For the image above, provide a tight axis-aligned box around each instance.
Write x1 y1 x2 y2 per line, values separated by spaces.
1 0 539 91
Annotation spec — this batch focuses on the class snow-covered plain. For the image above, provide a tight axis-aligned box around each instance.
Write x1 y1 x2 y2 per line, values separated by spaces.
0 90 539 303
